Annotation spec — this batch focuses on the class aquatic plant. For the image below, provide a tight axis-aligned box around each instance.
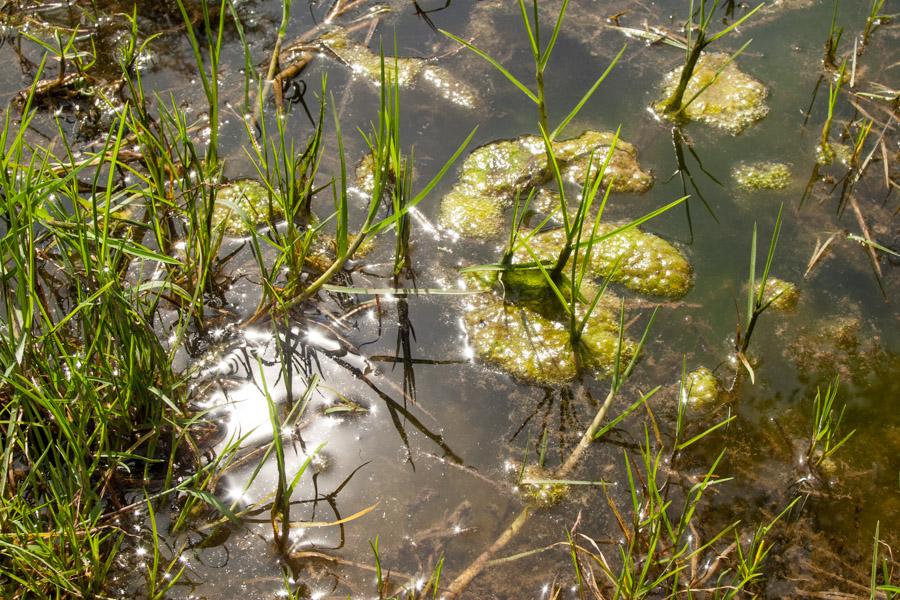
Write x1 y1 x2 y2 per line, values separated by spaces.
735 204 784 382
656 0 765 118
805 377 855 471
862 0 887 47
442 0 624 141
817 61 847 164
823 0 844 69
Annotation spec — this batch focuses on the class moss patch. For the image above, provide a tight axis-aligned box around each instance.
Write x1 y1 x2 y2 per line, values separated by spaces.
657 53 769 134
733 161 792 190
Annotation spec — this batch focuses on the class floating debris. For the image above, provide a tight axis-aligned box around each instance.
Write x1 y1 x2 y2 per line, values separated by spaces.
657 53 769 134
733 161 792 190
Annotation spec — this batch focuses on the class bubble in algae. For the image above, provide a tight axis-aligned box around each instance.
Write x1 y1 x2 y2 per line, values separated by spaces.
733 161 792 190
524 224 693 298
439 132 653 238
657 53 769 134
212 180 276 236
682 367 720 406
756 277 799 311
463 291 634 384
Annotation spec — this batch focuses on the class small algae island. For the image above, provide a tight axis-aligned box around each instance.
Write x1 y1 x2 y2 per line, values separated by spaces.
656 53 770 134
447 129 692 384
440 131 653 239
733 161 793 190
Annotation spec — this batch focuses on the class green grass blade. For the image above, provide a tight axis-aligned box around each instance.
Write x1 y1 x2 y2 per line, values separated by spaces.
439 30 539 104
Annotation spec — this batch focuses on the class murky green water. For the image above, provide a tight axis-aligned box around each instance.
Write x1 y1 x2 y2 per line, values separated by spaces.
1 0 897 597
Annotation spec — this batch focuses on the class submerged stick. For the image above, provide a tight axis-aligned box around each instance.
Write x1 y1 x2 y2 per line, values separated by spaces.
444 385 619 598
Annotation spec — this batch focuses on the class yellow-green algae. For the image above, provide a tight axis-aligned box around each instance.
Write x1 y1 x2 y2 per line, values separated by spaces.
439 188 505 238
657 53 769 134
212 179 277 236
756 277 799 311
463 290 635 384
320 28 423 86
733 161 792 190
319 28 478 108
682 367 720 406
554 131 654 194
816 142 853 166
439 132 653 238
522 224 693 298
518 465 569 508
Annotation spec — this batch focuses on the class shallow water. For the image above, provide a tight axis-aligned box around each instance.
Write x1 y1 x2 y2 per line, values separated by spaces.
2 0 898 597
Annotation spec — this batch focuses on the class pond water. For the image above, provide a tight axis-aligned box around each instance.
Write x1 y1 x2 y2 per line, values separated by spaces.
1 0 898 598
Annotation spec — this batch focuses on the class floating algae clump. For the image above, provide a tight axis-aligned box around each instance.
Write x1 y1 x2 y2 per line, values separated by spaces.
320 28 423 86
524 224 693 298
212 179 276 236
756 277 799 311
319 28 478 108
439 132 653 238
816 142 853 166
420 65 480 109
458 138 545 197
439 188 505 238
518 465 569 508
463 292 634 384
657 53 769 134
554 131 654 193
682 367 720 406
733 161 792 190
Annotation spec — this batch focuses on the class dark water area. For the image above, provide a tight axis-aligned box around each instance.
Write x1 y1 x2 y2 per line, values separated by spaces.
1 0 898 598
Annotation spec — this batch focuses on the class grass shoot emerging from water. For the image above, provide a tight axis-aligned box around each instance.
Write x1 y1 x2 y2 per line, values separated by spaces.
657 0 764 116
735 203 784 383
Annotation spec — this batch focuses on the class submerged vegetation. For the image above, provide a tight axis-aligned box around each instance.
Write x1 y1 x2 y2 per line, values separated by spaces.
0 0 896 598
